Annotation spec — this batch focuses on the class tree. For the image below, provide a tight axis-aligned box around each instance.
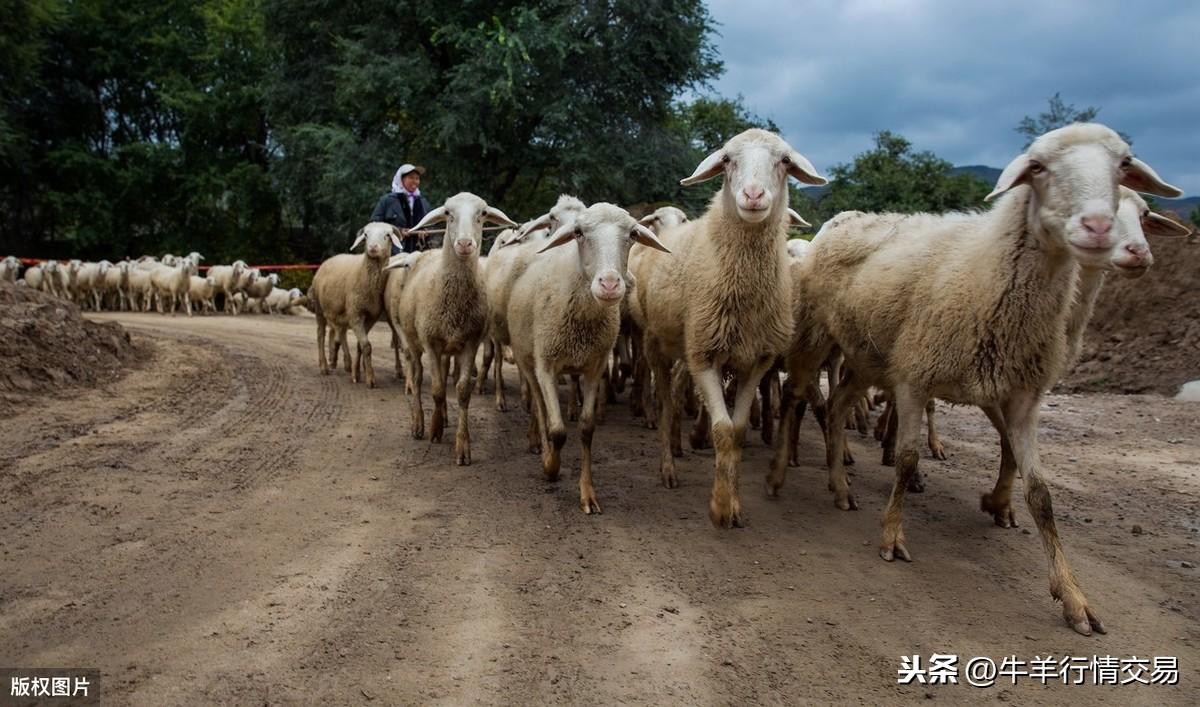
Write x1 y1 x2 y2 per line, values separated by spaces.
812 131 990 225
263 0 726 253
1016 92 1130 149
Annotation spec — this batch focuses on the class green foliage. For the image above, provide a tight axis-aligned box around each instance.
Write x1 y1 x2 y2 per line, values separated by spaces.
809 131 990 226
1016 92 1131 149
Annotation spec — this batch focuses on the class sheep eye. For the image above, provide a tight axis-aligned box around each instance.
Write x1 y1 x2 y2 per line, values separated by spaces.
721 155 730 164
1029 161 1045 174
781 156 791 165
1120 156 1132 168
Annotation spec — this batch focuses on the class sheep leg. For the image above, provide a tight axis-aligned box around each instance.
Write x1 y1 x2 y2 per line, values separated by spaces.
873 396 891 440
516 364 543 454
926 399 946 460
477 339 494 395
1005 391 1104 636
534 362 567 481
340 329 352 372
598 368 610 423
759 368 775 446
454 345 477 465
430 349 449 443
578 369 602 514
854 396 869 434
184 291 192 317
879 385 925 562
881 400 898 465
766 377 800 495
317 314 330 375
689 403 711 451
979 405 1019 528
567 374 580 422
665 365 689 457
629 330 647 418
825 369 864 511
698 362 768 529
352 319 374 388
493 337 507 412
328 329 341 370
409 350 426 439
749 385 762 431
649 352 678 488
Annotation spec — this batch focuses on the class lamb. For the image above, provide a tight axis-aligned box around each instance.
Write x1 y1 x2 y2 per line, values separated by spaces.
189 275 218 314
60 260 81 303
794 124 1178 635
207 260 248 313
394 192 516 464
0 256 20 283
506 202 670 512
74 261 112 310
126 265 156 311
635 129 825 527
309 221 403 387
484 196 585 411
24 262 49 293
264 286 303 314
102 261 132 310
244 271 279 310
149 260 193 315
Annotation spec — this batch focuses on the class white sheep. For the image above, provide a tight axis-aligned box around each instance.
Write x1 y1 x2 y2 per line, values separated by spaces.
310 222 402 387
484 196 585 412
264 286 303 314
207 260 248 313
74 261 112 310
149 260 192 315
798 123 1178 635
23 262 49 293
635 129 826 527
102 260 132 310
189 274 218 314
244 271 279 310
392 192 516 464
0 256 20 283
507 202 670 512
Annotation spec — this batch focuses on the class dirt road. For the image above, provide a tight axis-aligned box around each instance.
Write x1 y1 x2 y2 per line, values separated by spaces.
1 313 1196 704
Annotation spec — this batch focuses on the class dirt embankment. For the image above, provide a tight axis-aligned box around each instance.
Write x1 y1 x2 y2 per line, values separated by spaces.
0 283 146 400
1063 232 1199 395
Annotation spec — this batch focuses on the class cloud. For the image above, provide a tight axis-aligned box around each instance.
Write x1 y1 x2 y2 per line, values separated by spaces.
704 0 1200 193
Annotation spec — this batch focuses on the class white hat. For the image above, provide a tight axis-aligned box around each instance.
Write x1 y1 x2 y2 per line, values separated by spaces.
391 164 426 192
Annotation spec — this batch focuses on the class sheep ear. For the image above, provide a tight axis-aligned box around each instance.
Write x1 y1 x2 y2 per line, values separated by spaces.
520 213 551 237
384 254 410 270
632 224 672 254
411 206 447 232
1122 157 1182 198
985 154 1033 202
1144 211 1192 237
483 206 518 228
350 228 367 252
680 149 725 186
637 213 659 228
786 208 812 229
785 150 827 186
390 226 404 250
537 223 577 253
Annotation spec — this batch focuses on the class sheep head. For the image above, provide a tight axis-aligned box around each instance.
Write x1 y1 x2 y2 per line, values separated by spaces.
414 192 517 260
538 202 670 305
352 221 403 260
681 129 825 225
985 123 1181 269
637 206 690 236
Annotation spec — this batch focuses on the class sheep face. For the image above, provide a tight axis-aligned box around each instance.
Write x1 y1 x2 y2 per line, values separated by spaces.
985 123 1181 269
413 192 517 260
680 129 826 225
43 260 59 275
539 203 670 304
1110 187 1190 278
637 206 689 236
352 222 403 260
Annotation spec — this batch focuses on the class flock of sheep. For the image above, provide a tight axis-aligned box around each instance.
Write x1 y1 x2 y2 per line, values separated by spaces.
2 254 308 316
305 123 1188 637
1 123 1186 637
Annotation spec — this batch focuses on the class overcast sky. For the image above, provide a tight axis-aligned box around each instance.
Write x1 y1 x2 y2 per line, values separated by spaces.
704 0 1200 194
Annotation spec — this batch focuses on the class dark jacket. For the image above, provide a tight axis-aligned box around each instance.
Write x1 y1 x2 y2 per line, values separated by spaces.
370 192 435 252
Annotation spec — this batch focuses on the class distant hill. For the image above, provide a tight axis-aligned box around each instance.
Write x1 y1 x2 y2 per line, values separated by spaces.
804 164 1197 220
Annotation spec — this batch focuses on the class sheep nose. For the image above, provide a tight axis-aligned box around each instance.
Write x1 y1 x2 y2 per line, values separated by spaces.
598 273 622 294
1081 215 1113 238
742 185 765 202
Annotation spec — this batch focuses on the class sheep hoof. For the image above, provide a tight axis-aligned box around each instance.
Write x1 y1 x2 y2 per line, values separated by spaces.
881 449 895 466
929 442 947 460
906 469 925 494
834 493 858 511
879 541 912 563
764 477 783 498
581 493 602 515
708 496 743 529
660 464 678 489
1064 604 1106 636
980 493 1018 528
496 401 508 412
